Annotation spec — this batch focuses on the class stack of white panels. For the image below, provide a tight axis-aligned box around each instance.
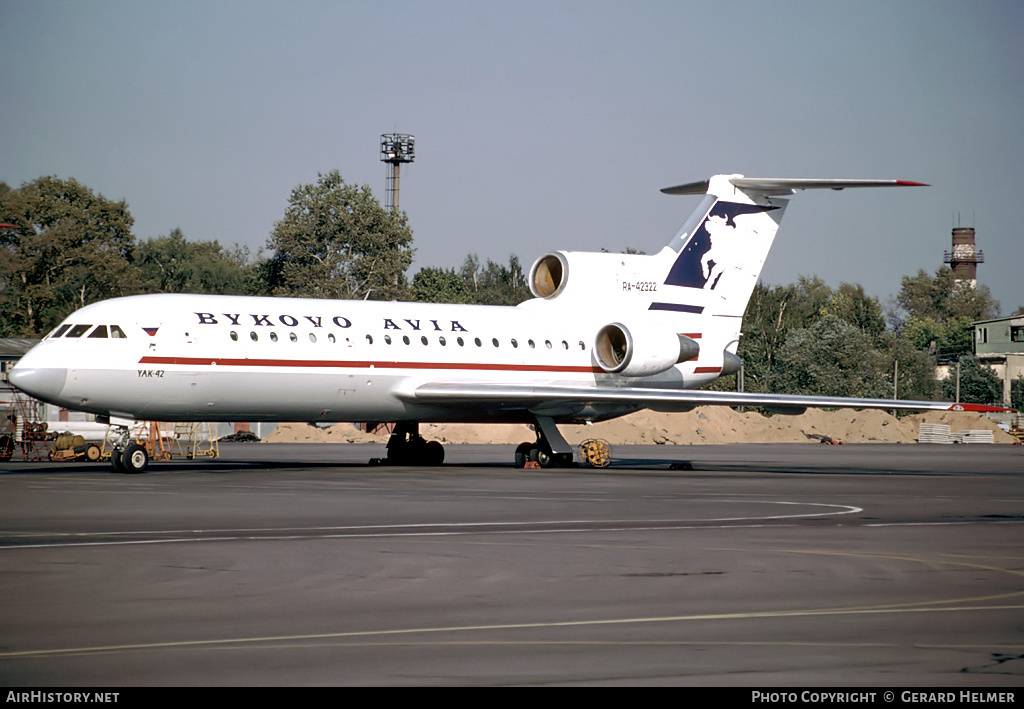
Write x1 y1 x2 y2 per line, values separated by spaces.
918 423 952 444
952 430 995 444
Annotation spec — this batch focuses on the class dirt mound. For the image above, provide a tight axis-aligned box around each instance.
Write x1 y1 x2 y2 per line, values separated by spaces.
263 407 1014 445
264 422 382 444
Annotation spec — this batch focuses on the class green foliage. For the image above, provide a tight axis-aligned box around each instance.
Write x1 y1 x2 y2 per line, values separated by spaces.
1012 375 1024 411
412 267 469 303
0 176 137 337
459 253 530 305
733 276 887 393
941 355 1003 405
892 267 1000 360
769 315 892 399
263 171 413 301
875 331 940 401
899 314 974 358
896 266 999 324
824 282 885 339
137 228 260 295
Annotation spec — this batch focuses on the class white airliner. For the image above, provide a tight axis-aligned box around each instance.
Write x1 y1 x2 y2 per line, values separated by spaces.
9 174 995 472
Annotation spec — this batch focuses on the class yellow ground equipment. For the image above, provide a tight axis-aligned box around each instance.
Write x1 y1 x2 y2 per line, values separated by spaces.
49 433 102 462
578 438 612 468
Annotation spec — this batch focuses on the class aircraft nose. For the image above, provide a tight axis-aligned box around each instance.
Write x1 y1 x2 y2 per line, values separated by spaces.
8 365 68 403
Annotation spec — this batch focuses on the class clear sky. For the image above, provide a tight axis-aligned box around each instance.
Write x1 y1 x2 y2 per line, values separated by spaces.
2 0 1021 313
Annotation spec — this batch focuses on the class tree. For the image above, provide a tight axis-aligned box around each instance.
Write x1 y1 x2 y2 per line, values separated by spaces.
875 331 939 401
899 314 974 358
263 171 414 301
0 176 137 337
769 315 892 399
893 266 1000 361
137 228 260 295
459 253 530 305
941 355 1003 405
896 266 999 323
412 266 469 303
825 282 885 339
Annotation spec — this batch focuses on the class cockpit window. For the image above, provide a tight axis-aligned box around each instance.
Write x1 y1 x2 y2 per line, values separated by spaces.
50 324 71 339
66 324 92 338
110 325 126 339
88 326 108 338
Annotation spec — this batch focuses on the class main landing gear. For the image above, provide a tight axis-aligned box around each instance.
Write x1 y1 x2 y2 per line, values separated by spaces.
514 416 575 469
382 422 445 466
375 417 579 468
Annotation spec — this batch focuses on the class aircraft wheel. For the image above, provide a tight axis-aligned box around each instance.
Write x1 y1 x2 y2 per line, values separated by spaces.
514 442 532 468
424 440 444 465
529 446 553 468
121 443 149 474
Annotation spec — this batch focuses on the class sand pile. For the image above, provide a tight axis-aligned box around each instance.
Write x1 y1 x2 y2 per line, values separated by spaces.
264 406 1016 445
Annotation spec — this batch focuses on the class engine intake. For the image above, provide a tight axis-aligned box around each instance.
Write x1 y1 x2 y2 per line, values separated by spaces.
594 322 700 377
529 253 568 298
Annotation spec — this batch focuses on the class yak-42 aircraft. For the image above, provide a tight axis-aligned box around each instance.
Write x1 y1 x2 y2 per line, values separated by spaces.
9 174 999 472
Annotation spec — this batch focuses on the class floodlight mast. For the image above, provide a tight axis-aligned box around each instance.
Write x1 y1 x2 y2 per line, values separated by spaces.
380 133 415 213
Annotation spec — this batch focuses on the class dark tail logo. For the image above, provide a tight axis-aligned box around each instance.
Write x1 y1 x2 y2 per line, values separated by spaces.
664 202 778 289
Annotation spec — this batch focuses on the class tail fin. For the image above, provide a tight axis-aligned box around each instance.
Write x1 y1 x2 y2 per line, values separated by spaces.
526 174 925 321
654 175 926 318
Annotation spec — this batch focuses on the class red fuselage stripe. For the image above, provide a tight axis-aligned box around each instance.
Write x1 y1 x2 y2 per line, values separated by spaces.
139 355 605 374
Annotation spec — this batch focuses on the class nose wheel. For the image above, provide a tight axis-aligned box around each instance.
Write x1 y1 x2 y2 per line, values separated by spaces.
107 426 150 474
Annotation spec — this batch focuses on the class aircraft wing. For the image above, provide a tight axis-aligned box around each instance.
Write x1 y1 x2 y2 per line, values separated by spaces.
404 382 1003 416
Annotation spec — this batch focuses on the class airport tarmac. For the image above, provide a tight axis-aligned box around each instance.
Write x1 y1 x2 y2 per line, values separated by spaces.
1 442 1022 686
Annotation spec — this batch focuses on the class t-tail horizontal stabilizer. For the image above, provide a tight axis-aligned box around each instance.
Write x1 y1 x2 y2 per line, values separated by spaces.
661 177 929 196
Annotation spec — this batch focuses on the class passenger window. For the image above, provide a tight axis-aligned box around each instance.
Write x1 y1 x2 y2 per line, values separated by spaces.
438 336 447 346
51 324 71 339
290 333 298 342
88 326 108 338
328 333 336 343
250 331 258 342
66 324 92 338
474 338 482 347
270 332 279 342
421 336 428 345
511 339 518 348
230 331 238 341
309 333 317 343
528 339 535 349
403 336 411 345
366 334 373 344
384 335 392 345
457 337 465 347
